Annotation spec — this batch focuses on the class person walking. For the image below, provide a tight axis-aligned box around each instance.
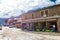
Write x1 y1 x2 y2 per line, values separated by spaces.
52 24 56 32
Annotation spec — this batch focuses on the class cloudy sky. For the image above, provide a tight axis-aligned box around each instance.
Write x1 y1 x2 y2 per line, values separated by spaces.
0 0 60 18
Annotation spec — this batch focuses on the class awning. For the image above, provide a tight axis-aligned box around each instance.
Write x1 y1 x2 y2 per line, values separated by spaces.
17 20 22 22
22 18 57 23
46 19 56 21
22 19 38 23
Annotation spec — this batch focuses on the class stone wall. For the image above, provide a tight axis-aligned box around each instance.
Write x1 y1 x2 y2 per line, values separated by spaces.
21 5 60 20
57 18 60 32
49 5 60 16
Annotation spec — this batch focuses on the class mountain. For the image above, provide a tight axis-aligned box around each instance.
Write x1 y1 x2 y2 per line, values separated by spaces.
0 18 7 25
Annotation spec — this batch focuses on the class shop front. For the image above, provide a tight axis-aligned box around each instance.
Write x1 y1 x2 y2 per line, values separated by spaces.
22 18 58 32
38 18 58 32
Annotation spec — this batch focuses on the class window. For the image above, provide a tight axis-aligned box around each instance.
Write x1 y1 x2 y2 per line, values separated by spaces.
41 11 44 16
40 10 48 17
32 13 33 19
45 10 48 16
25 16 27 20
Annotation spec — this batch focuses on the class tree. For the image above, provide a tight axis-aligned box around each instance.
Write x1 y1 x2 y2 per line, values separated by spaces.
50 0 56 3
5 19 8 23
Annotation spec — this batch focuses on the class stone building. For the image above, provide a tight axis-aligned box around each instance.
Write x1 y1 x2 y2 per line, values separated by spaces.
20 4 60 32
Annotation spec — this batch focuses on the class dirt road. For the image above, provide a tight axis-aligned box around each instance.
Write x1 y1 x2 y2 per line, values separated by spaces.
0 27 60 40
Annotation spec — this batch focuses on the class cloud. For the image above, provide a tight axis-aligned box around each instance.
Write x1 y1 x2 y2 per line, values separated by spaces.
0 0 59 18
56 0 60 4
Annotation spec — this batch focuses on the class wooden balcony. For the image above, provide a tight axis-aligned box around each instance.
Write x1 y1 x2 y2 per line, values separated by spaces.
22 15 60 23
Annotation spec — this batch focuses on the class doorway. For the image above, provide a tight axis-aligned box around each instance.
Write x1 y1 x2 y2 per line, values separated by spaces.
47 21 58 32
40 22 46 31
